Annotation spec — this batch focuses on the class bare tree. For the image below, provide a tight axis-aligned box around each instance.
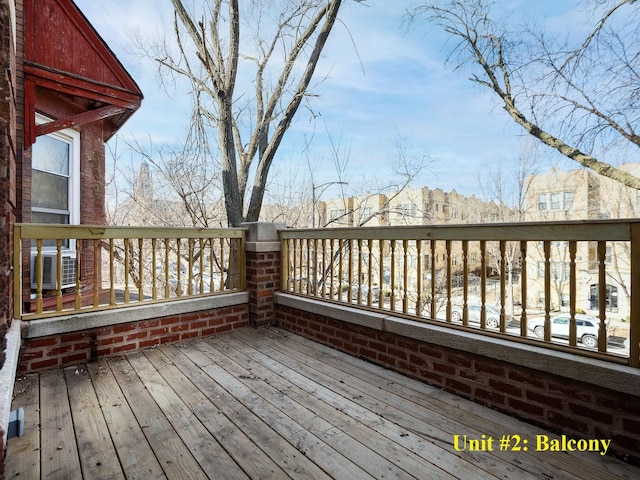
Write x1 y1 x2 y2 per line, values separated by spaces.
409 0 640 189
135 0 361 226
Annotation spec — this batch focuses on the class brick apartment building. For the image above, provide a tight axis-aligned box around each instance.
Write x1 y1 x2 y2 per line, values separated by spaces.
524 164 640 321
0 0 142 456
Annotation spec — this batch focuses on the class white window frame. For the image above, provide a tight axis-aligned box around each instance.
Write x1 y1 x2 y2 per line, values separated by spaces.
34 113 80 225
33 113 81 251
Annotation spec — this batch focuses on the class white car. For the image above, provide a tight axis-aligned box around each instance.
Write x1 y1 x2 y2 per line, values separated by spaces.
528 314 605 348
451 304 509 329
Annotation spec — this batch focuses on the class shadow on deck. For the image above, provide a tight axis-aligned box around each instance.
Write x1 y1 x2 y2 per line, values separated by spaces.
5 327 639 479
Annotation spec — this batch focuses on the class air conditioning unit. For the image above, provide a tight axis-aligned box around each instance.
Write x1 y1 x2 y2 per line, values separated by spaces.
31 251 77 290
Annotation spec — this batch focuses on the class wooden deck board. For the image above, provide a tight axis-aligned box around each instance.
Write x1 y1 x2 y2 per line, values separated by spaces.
39 369 83 479
264 328 635 480
6 327 640 480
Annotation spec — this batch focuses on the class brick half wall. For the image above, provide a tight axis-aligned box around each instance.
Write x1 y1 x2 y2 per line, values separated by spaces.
275 293 640 465
19 294 249 373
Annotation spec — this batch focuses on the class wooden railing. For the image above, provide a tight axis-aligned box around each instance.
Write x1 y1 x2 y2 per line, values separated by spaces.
280 220 640 368
14 224 246 320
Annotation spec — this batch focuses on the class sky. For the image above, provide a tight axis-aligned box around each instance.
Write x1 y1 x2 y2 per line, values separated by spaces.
74 0 597 203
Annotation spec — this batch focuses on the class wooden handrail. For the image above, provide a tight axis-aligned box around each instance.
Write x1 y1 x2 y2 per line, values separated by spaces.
281 219 640 368
14 224 246 320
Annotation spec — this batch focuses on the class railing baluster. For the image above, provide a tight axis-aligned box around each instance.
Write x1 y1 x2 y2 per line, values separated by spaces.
357 239 363 304
462 240 468 327
543 240 551 341
187 238 194 296
445 240 452 323
151 239 157 300
598 241 608 352
416 240 422 317
164 238 170 298
199 238 204 294
338 239 345 301
124 238 130 303
520 241 528 338
379 239 384 310
403 239 409 314
56 239 63 312
499 240 507 333
138 238 144 302
390 240 396 312
367 239 373 306
430 239 436 320
110 239 115 305
93 239 100 307
480 240 486 329
321 238 327 298
569 241 577 346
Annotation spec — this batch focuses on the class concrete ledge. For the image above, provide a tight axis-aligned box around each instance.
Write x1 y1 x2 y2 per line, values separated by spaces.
242 221 284 253
275 292 640 397
22 292 249 339
245 241 281 253
0 319 21 445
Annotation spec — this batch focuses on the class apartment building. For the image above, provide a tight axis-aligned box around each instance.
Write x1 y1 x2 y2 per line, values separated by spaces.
523 163 640 320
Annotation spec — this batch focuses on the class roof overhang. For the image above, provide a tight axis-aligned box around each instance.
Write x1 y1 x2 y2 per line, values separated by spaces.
24 0 143 147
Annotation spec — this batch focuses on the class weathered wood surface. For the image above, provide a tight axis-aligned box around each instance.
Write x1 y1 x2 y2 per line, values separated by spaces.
6 328 640 479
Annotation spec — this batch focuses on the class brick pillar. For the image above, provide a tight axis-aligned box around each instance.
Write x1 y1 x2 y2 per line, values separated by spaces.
242 222 284 328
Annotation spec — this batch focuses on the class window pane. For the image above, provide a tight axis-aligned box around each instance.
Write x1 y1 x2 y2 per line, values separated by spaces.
563 191 574 210
32 170 69 210
32 135 70 175
550 193 561 210
32 211 70 224
537 194 548 211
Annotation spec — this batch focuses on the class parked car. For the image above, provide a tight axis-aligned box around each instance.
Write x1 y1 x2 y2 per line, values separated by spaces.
350 285 380 303
528 314 605 348
451 304 507 329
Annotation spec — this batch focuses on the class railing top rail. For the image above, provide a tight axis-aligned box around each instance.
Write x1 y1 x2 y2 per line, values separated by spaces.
15 224 245 240
279 220 635 241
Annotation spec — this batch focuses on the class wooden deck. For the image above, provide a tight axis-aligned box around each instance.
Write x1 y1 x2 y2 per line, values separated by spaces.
5 327 640 480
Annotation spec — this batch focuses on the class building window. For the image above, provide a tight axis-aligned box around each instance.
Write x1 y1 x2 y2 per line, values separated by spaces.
32 115 80 245
537 194 549 211
539 191 575 211
330 209 345 221
551 262 570 281
537 262 545 279
563 191 574 211
398 203 416 218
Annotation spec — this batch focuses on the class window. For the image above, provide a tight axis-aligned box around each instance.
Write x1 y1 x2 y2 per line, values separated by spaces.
330 209 345 221
537 194 549 211
32 115 80 247
538 191 575 211
398 203 416 218
32 115 80 225
563 191 574 211
551 262 570 281
605 245 612 264
537 261 544 279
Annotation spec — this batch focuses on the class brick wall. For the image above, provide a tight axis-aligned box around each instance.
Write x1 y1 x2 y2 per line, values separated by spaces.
245 250 279 327
0 0 16 372
18 304 248 373
276 304 640 465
